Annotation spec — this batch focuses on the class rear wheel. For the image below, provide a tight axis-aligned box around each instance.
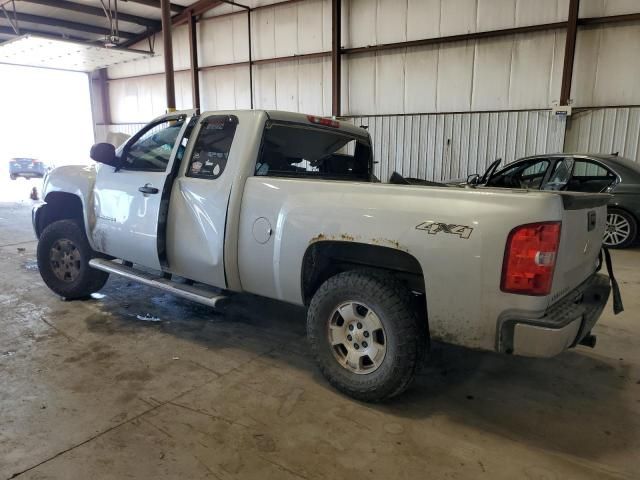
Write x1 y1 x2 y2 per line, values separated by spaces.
37 220 109 299
307 271 425 402
604 208 637 249
10 174 16 180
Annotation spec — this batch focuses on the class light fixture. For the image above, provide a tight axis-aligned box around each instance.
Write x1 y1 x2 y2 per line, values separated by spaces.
0 34 153 72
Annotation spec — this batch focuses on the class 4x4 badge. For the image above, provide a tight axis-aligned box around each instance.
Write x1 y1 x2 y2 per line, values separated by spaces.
416 221 474 239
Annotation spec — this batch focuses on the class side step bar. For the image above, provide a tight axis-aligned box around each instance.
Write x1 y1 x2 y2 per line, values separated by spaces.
89 258 226 308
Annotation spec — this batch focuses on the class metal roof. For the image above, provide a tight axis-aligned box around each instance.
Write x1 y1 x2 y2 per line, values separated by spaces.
0 0 199 46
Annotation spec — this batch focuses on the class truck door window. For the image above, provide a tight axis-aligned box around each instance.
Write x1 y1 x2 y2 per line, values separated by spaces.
122 119 185 171
256 123 372 181
187 116 238 179
487 158 550 189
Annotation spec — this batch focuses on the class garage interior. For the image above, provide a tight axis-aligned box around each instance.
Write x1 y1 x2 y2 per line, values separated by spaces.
1 0 640 479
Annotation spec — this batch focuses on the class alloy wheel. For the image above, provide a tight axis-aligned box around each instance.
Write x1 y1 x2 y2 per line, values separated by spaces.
328 301 387 374
49 238 82 283
604 212 631 247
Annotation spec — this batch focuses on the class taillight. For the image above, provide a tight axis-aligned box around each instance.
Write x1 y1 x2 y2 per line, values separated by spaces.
501 222 562 296
307 115 340 128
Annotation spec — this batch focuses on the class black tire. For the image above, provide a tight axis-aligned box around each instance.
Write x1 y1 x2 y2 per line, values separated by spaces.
307 270 426 402
37 219 109 299
604 208 637 249
10 174 16 180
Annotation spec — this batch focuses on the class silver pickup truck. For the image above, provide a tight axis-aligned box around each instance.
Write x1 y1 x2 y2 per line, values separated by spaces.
33 110 620 401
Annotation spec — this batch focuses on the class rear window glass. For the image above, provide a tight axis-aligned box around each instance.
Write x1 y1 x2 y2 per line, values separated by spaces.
256 122 372 181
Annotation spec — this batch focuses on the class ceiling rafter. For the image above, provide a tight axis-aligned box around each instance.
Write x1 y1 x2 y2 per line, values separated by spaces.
1 10 139 37
21 0 161 28
122 0 185 14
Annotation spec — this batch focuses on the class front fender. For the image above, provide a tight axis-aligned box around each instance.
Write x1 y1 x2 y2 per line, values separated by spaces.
42 164 97 249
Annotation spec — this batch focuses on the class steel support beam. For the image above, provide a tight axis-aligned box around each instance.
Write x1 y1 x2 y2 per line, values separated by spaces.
188 13 200 111
5 11 138 37
161 0 175 111
560 0 580 106
94 68 112 125
172 0 222 26
124 0 184 14
22 0 160 28
331 0 340 117
0 25 86 41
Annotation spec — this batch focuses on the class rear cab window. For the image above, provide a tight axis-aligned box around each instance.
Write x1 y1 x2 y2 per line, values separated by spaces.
256 120 373 181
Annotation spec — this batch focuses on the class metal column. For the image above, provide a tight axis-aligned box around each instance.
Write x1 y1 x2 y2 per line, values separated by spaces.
161 0 176 111
560 0 580 106
331 0 341 117
188 13 200 111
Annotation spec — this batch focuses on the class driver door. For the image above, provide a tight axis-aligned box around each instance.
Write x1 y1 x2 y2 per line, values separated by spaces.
92 113 190 270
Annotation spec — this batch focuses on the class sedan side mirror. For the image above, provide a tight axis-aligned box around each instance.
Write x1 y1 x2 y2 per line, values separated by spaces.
90 143 118 167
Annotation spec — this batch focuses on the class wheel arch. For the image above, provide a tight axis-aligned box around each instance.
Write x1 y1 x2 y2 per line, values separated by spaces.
36 192 86 239
301 240 427 314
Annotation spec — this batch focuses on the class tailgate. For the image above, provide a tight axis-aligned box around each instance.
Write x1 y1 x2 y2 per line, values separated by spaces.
549 192 610 304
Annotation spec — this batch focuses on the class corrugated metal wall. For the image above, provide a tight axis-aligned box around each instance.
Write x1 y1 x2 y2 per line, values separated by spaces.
565 107 640 163
349 111 566 182
100 0 640 175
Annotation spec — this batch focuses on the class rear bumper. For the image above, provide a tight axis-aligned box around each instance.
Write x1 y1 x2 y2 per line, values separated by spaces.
497 273 611 357
10 170 44 177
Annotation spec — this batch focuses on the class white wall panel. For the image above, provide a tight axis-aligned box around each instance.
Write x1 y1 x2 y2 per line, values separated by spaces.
436 42 474 112
347 0 376 47
376 50 405 114
350 110 566 182
253 63 277 109
579 0 640 17
109 71 191 123
298 0 324 54
274 4 298 57
407 0 441 40
472 37 512 110
508 32 555 109
515 0 567 26
404 45 438 113
441 0 478 36
252 7 276 59
198 14 250 66
477 0 516 31
376 0 407 44
347 53 375 115
592 24 640 106
572 24 640 107
565 108 640 163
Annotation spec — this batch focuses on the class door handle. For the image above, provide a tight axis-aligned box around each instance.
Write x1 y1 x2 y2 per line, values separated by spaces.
138 184 159 195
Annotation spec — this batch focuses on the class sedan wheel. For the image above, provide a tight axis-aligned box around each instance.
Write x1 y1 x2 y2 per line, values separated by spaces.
604 209 637 249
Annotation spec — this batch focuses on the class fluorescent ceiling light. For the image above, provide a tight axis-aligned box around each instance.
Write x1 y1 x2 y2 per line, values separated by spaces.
0 35 153 72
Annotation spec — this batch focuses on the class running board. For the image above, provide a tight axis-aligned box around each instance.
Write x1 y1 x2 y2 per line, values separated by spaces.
89 258 226 308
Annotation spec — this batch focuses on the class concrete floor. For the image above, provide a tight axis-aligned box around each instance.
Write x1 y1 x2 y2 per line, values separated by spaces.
1 200 639 480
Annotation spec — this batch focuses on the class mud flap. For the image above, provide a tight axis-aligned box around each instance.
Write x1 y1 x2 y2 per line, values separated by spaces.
597 247 624 314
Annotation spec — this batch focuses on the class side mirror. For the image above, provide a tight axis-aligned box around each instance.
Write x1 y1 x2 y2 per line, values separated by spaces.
90 143 118 167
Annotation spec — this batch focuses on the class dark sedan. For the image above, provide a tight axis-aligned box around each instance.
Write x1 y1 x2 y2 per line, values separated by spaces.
9 157 48 180
479 154 640 248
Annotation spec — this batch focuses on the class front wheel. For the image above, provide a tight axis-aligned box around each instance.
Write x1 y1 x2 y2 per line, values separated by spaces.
37 220 109 299
604 208 637 249
307 271 426 402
